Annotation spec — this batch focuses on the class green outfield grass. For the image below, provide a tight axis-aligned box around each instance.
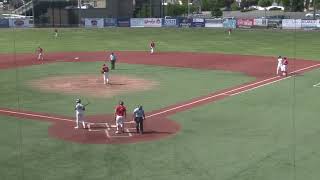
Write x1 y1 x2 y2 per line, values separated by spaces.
0 28 320 60
0 28 320 180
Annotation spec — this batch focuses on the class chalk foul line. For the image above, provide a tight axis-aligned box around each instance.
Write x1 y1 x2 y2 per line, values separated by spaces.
146 63 320 118
0 63 319 122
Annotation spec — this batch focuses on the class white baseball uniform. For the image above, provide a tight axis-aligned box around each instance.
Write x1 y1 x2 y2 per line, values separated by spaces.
277 57 283 75
75 103 85 128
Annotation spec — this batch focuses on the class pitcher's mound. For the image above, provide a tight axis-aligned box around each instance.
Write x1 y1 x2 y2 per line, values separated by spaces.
29 74 158 97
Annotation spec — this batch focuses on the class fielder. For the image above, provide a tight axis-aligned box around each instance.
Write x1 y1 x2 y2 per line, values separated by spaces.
150 40 155 54
114 101 126 134
36 46 44 61
54 29 58 38
281 57 288 76
74 99 86 129
228 28 232 35
101 64 110 84
276 55 282 75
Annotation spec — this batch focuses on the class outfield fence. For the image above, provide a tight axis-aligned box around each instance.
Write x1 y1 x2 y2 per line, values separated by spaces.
0 17 320 30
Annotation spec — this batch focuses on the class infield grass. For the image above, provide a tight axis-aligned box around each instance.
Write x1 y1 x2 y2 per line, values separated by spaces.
0 61 253 115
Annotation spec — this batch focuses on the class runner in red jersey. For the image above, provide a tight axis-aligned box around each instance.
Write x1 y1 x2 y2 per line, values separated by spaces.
281 57 288 76
114 101 127 133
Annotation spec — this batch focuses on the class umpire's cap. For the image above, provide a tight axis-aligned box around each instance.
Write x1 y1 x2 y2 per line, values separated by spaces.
76 99 81 103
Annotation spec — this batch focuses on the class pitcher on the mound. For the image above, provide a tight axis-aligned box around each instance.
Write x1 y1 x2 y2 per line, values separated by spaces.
114 101 127 134
101 64 109 84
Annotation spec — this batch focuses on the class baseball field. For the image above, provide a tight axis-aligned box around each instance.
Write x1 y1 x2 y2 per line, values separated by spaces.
0 28 320 180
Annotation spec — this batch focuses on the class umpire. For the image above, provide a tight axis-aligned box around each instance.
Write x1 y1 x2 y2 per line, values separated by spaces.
109 52 116 70
133 105 145 134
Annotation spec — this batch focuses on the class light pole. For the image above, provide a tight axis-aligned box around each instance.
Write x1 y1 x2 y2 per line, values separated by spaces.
313 0 316 20
187 0 190 17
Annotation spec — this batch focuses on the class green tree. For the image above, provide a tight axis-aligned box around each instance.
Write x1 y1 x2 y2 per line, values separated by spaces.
231 1 240 10
211 7 222 17
135 4 151 18
258 0 272 7
281 0 304 11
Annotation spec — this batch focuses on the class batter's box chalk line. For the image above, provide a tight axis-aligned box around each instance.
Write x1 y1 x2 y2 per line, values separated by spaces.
87 122 133 138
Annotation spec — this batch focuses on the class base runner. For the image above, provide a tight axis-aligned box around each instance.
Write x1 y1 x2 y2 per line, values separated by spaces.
281 57 288 76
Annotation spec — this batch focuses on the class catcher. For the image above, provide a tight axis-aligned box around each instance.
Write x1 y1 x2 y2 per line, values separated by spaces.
101 64 110 85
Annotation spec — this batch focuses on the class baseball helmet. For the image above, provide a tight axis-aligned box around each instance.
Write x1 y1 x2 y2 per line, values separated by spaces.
278 56 282 58
138 105 143 110
119 101 124 105
76 99 81 103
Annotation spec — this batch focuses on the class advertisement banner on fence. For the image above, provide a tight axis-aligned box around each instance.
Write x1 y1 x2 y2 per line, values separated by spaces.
317 20 320 28
85 18 104 28
104 18 117 27
144 18 162 27
117 18 130 27
282 19 302 29
164 18 177 27
301 19 317 28
178 17 192 27
254 19 268 27
205 18 223 28
191 18 205 27
223 19 236 29
237 19 254 28
130 18 144 27
0 18 9 28
9 18 33 28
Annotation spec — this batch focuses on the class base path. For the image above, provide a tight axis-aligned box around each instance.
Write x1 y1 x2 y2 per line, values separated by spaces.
0 51 319 144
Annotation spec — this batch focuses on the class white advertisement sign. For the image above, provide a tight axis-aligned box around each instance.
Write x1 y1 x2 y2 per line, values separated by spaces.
301 19 317 28
130 18 144 27
317 20 320 28
84 18 104 28
164 19 177 27
143 18 162 27
282 19 302 29
9 18 33 28
205 19 223 28
254 19 268 26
